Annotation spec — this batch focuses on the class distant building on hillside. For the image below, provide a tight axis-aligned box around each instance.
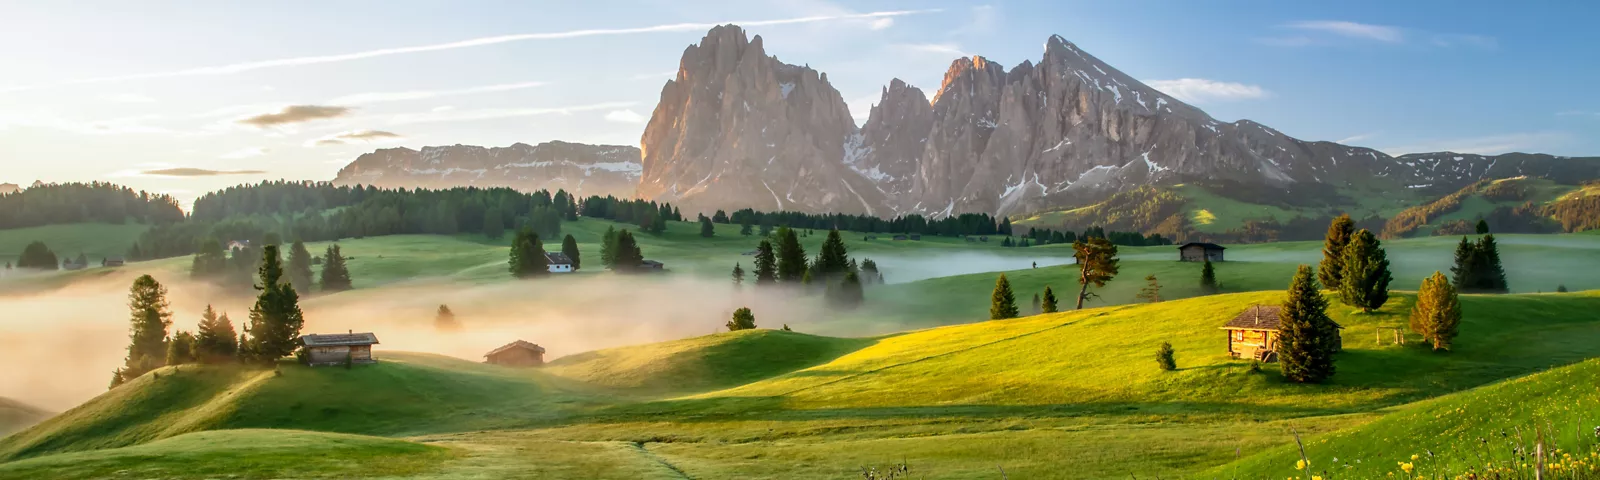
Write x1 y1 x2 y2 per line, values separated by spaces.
61 257 88 271
1178 242 1226 262
226 240 251 252
102 256 125 267
484 340 546 367
544 252 574 273
892 235 908 241
638 259 665 271
1222 305 1341 362
299 331 380 366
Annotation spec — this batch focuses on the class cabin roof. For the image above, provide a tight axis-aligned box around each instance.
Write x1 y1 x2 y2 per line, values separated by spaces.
485 340 545 357
1178 242 1226 251
544 252 572 265
301 332 380 346
1222 305 1282 331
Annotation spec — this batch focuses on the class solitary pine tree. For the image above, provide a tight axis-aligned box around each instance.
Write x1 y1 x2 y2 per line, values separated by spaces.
727 307 757 331
612 230 644 272
1477 234 1509 293
194 305 238 363
435 304 461 331
1475 219 1490 234
243 245 306 364
111 274 172 388
1276 265 1337 383
1041 286 1059 313
990 273 1019 320
508 228 549 278
1410 272 1462 351
287 240 313 296
319 244 352 292
1072 237 1121 309
700 216 715 237
166 331 197 366
1339 229 1393 313
1135 274 1162 303
775 227 808 282
561 234 581 270
817 229 850 278
1200 259 1219 294
731 263 745 288
1155 342 1176 371
1317 214 1356 288
753 240 777 285
600 226 618 268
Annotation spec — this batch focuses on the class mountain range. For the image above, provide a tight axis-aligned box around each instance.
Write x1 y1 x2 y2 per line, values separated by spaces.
333 24 1600 220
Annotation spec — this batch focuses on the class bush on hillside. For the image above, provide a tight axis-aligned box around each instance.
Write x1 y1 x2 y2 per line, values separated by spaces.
726 307 756 331
16 241 58 270
1155 342 1176 371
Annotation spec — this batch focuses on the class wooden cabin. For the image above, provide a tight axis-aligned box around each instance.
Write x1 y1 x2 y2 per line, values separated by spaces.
544 252 574 273
102 256 125 267
299 332 380 366
1178 242 1226 262
1222 305 1282 362
639 259 665 271
484 340 546 367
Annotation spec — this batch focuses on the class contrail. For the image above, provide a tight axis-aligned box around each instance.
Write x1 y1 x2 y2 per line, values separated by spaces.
0 10 940 93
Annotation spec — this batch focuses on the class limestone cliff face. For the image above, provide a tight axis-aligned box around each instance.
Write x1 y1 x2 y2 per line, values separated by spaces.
637 25 886 215
332 141 640 197
852 78 932 199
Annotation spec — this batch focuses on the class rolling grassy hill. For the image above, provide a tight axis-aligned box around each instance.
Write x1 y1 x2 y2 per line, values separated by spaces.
0 398 52 439
0 223 148 267
545 329 875 396
0 429 455 479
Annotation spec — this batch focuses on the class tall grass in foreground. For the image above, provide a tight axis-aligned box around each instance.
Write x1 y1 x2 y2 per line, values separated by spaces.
1280 423 1600 480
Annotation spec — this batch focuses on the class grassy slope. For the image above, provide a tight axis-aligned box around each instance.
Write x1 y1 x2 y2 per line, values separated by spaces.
1211 357 1600 479
0 398 52 439
1013 183 1421 235
0 429 454 479
0 223 148 266
545 329 875 396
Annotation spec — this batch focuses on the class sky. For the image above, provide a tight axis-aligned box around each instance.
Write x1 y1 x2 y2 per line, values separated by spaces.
1 0 1596 209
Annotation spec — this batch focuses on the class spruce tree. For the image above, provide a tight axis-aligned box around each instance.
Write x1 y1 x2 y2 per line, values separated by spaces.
612 230 644 272
435 304 461 331
17 241 58 270
700 216 715 237
1277 265 1337 383
1155 342 1176 371
1041 286 1059 313
319 244 352 292
990 273 1019 320
1410 272 1462 351
195 305 239 363
860 258 883 284
1072 237 1120 309
166 331 197 366
111 274 172 387
508 228 549 278
1339 229 1393 313
1477 234 1509 293
1450 236 1476 289
727 307 756 331
1317 214 1355 288
243 245 306 364
1475 219 1490 235
600 226 618 269
825 271 865 309
1200 259 1219 294
731 263 745 287
817 229 850 278
775 227 807 282
561 234 581 270
754 240 777 285
287 240 313 296
740 219 753 236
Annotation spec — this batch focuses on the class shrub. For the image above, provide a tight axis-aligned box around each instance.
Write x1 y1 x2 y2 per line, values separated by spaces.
1155 342 1176 371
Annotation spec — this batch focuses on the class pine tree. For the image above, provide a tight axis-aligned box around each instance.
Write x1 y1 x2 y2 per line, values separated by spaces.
1135 274 1162 303
826 271 866 309
1477 234 1509 293
319 244 352 292
190 238 227 280
1450 236 1475 289
1200 259 1219 294
435 304 460 331
612 230 644 272
194 305 238 363
1317 214 1356 288
860 258 883 284
508 228 549 278
166 331 197 366
1041 286 1059 313
17 241 58 270
1072 237 1120 309
1410 272 1462 351
242 245 306 364
700 216 715 237
1155 342 1176 371
731 263 745 287
740 219 753 236
817 229 850 278
287 240 313 296
111 274 172 387
561 234 581 270
990 273 1019 320
600 226 618 268
1277 265 1337 383
1475 219 1490 234
754 240 777 285
1031 293 1042 314
727 307 757 331
1557 284 1569 293
775 227 807 282
1339 229 1393 313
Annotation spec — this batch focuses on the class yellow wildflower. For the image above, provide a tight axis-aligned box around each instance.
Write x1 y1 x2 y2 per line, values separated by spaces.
1296 459 1307 470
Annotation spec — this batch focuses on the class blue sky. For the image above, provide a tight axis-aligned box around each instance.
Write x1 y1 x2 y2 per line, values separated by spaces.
1 0 1595 207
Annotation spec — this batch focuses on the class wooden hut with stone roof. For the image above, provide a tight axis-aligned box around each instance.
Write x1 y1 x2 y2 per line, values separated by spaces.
1221 305 1342 362
299 332 380 366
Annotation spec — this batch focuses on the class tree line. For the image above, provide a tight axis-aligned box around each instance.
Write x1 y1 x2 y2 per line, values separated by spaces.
0 181 184 229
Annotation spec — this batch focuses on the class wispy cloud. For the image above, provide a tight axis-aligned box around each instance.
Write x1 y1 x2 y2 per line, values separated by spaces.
1334 133 1376 145
306 129 404 147
603 110 647 124
237 105 351 127
327 81 546 105
378 101 638 125
139 167 268 177
0 10 939 93
891 43 969 58
1286 20 1404 43
1146 78 1269 104
219 146 269 159
1380 132 1571 156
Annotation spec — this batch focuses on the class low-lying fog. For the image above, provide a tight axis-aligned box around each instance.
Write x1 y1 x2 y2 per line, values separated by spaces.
0 251 1071 411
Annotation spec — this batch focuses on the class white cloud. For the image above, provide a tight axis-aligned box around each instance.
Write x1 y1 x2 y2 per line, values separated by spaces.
604 109 647 124
1334 133 1376 145
377 101 639 125
305 130 405 147
1146 78 1270 104
892 43 969 58
0 10 940 93
101 93 156 103
1286 20 1404 43
1379 132 1571 156
869 17 895 30
327 81 547 105
219 146 269 159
